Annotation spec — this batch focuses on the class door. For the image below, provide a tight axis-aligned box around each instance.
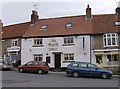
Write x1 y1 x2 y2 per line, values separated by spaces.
87 64 99 77
54 53 61 69
23 61 34 72
78 63 88 76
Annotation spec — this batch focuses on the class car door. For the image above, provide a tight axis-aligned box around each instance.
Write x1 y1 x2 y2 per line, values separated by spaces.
78 63 88 76
23 61 34 72
30 62 38 72
86 63 100 77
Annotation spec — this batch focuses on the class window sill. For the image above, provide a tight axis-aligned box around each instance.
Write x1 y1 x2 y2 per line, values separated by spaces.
33 45 44 47
104 45 118 47
62 44 75 46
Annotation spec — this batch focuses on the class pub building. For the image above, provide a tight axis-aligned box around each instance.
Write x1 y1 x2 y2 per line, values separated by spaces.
2 4 120 70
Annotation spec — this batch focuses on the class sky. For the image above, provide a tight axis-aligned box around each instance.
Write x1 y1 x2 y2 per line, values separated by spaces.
0 0 120 26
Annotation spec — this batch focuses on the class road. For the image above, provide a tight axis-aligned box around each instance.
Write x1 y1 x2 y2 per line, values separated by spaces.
1 71 119 87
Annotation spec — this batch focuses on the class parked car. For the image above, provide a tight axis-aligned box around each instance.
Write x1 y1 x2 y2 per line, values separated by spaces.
0 59 13 70
66 62 112 79
18 61 50 74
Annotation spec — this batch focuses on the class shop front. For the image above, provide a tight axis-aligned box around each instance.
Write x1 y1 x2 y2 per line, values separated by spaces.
6 46 20 65
94 49 119 67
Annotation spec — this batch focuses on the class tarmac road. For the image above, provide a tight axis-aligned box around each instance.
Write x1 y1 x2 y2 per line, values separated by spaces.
1 71 119 87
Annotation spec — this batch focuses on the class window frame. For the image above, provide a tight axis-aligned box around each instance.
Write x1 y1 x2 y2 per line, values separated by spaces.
115 21 120 26
103 33 118 47
40 25 47 30
33 39 43 47
11 39 18 47
64 53 74 62
65 22 72 28
63 37 74 45
33 54 43 62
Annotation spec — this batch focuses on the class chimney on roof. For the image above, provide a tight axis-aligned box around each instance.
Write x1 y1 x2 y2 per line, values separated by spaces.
0 20 3 26
86 4 92 19
0 20 3 39
116 1 120 20
31 10 39 24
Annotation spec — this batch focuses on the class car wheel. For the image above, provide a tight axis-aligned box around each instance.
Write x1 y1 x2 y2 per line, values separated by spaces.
101 73 108 79
73 72 79 78
19 68 23 73
38 69 42 74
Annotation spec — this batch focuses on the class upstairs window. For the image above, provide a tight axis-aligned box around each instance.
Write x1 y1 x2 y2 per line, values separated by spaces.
11 39 18 47
64 37 74 45
103 33 118 47
40 25 47 30
66 23 72 28
34 39 43 46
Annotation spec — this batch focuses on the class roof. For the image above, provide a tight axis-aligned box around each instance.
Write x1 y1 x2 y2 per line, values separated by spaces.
23 15 93 37
92 14 118 34
2 22 30 39
2 14 119 39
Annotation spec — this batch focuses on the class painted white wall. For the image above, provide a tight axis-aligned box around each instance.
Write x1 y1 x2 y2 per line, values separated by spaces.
21 35 91 68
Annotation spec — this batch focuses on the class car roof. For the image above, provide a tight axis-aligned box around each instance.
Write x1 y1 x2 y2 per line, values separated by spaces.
70 61 91 64
29 61 46 63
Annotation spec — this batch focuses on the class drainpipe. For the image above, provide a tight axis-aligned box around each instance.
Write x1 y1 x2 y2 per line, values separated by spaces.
90 35 92 63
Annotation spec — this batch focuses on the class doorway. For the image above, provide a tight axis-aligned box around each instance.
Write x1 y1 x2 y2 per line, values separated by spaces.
54 53 61 69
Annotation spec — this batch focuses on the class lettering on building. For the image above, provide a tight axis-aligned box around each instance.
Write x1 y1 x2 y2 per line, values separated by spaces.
48 39 58 51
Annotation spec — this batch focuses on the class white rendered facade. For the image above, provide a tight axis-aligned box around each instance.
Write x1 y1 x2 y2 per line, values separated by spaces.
21 35 91 68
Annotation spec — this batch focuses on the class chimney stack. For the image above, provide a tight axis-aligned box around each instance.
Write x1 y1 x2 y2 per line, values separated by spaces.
86 4 92 19
31 10 39 24
116 1 120 14
0 20 3 26
0 20 3 40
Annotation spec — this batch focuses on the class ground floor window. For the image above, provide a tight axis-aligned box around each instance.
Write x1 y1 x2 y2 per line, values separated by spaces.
46 56 51 63
107 54 118 61
33 54 43 62
96 55 102 64
64 53 74 61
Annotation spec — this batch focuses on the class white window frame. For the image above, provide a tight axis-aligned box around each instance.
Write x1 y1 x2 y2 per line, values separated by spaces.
33 54 43 62
103 33 118 47
40 25 47 30
66 23 72 28
115 21 120 26
64 37 74 45
64 53 74 61
11 39 18 47
34 39 43 46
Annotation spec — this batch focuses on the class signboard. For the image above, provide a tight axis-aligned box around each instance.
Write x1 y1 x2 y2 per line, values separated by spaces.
7 47 20 52
48 39 58 51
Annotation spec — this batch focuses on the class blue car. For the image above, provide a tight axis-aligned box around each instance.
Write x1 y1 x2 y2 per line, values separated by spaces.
66 62 112 79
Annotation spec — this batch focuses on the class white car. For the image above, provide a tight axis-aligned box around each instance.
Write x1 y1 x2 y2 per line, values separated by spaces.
0 60 13 70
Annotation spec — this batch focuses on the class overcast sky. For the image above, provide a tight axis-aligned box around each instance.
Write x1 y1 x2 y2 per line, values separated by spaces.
0 0 120 26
